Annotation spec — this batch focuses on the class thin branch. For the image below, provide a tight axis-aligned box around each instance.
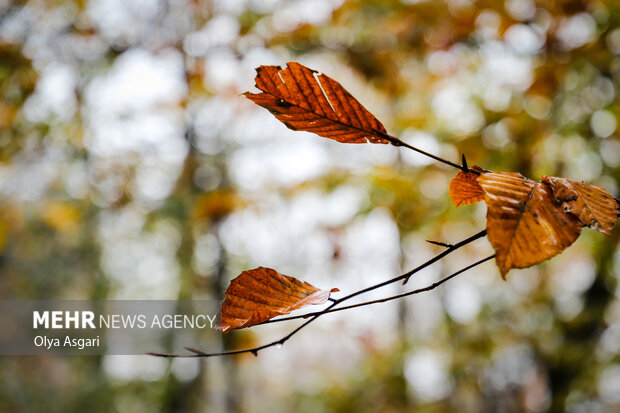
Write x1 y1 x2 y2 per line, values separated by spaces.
261 229 486 325
401 229 486 285
148 230 490 358
266 254 495 322
372 129 478 174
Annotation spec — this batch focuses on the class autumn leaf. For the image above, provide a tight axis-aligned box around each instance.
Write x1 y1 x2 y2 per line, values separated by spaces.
449 166 485 207
541 176 619 236
219 267 338 332
478 172 584 279
450 168 619 277
244 62 390 144
244 62 620 280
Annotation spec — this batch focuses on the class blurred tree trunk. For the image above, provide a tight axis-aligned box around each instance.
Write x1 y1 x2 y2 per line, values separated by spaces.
545 231 619 412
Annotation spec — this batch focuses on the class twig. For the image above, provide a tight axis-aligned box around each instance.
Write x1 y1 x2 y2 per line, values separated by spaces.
371 129 479 174
148 230 489 358
425 240 452 248
401 229 486 284
266 254 495 322
461 154 469 172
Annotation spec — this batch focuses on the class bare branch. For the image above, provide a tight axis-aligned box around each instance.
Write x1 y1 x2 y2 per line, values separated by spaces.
148 231 491 358
268 254 495 322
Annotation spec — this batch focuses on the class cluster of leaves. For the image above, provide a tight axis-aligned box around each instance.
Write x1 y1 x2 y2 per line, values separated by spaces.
451 169 619 277
4 0 620 410
206 62 619 337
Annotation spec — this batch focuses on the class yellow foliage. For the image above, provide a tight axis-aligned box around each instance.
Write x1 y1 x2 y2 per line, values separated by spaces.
42 201 81 234
192 190 241 221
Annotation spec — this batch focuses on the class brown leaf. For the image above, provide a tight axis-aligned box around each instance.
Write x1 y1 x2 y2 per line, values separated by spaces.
542 176 618 236
478 172 583 279
244 62 390 144
219 267 338 332
449 166 486 207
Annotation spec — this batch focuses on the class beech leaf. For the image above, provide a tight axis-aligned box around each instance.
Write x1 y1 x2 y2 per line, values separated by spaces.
449 166 485 207
478 172 583 279
541 176 619 236
219 267 338 332
244 62 390 144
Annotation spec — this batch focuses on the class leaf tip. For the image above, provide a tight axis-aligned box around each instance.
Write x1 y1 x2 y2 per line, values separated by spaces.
215 322 230 333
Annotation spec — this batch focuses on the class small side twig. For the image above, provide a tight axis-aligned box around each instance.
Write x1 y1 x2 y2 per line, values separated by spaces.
461 154 469 172
426 240 452 248
401 229 486 284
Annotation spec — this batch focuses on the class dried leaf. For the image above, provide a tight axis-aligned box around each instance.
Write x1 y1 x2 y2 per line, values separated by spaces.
449 166 485 207
244 62 389 144
478 172 583 279
542 176 618 236
219 267 338 332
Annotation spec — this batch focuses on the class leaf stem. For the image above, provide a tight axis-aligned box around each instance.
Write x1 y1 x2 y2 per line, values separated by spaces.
372 129 479 174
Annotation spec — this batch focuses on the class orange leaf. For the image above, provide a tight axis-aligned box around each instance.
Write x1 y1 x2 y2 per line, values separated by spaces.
244 62 390 144
542 176 619 236
449 166 486 207
478 172 582 279
219 267 338 332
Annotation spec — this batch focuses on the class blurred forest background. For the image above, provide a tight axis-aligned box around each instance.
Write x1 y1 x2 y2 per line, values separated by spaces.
1 0 620 412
